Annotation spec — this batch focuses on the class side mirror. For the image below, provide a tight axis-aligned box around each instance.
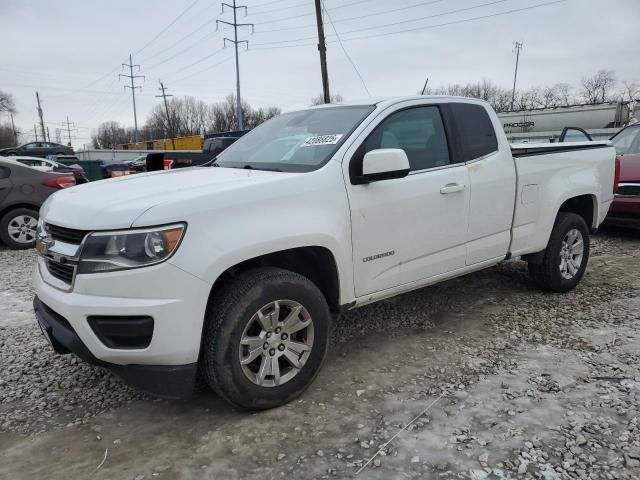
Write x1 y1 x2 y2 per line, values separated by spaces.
357 148 410 184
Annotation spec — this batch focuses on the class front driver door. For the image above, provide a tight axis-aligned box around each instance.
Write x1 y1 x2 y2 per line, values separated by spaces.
345 104 470 297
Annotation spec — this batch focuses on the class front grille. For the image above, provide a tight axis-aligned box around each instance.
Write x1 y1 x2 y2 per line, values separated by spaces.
46 260 75 284
617 183 640 197
46 223 90 244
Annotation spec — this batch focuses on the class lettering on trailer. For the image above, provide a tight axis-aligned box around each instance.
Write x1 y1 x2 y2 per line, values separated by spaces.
362 250 395 263
300 134 343 147
503 121 535 129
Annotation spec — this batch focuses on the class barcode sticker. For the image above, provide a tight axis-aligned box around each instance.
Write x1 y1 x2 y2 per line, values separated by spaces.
300 134 343 147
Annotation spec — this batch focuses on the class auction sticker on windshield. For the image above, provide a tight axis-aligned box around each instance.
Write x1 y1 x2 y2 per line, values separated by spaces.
301 134 343 147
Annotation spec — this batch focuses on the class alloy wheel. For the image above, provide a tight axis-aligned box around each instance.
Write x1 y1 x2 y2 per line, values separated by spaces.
559 228 584 279
238 300 314 387
7 214 38 245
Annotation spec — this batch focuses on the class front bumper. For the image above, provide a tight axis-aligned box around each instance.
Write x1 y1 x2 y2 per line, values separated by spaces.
34 296 197 399
33 257 212 399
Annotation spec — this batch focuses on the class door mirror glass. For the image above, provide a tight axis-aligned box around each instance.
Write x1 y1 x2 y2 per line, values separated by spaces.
360 148 410 183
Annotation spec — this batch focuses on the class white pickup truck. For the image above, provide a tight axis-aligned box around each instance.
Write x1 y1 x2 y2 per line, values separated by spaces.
32 97 617 409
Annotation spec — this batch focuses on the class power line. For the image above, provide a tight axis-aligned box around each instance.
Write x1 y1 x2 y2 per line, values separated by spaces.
254 0 448 35
323 6 371 98
119 54 145 143
337 0 566 42
253 0 565 48
217 0 254 130
252 0 509 46
133 0 202 57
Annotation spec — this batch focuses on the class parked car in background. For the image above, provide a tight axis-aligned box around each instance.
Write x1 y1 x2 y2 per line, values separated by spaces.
4 156 89 184
0 142 74 158
605 124 640 226
203 136 239 156
0 159 76 248
121 155 147 173
32 97 616 406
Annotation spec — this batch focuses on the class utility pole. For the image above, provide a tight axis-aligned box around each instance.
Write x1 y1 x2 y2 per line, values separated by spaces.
217 1 253 131
36 91 46 143
510 41 523 111
119 54 145 143
9 114 17 144
314 0 330 104
62 116 75 146
46 126 51 142
156 81 176 149
33 125 38 142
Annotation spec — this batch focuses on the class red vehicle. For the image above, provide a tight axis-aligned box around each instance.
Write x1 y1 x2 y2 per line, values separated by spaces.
606 124 640 227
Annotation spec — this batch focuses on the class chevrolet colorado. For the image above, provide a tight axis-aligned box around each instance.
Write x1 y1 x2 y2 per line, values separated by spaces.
32 97 617 409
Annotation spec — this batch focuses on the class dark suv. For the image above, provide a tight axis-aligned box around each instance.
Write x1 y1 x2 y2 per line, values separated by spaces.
0 142 74 158
0 159 76 248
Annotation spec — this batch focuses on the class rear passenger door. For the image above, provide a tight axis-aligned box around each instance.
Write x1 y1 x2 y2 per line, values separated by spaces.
0 166 12 204
447 102 516 265
346 103 470 296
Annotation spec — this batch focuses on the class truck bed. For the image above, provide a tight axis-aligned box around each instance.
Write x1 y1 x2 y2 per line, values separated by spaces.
508 141 616 257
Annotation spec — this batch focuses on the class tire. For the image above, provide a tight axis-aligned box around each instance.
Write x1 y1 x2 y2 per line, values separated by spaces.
528 212 590 292
202 267 331 410
0 208 39 249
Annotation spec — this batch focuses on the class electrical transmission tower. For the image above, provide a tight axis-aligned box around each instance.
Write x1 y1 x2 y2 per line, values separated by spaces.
156 81 176 149
510 41 523 111
217 1 253 131
62 116 76 146
119 54 145 143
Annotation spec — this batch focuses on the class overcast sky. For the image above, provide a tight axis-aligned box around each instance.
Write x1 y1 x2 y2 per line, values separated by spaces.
1 0 638 147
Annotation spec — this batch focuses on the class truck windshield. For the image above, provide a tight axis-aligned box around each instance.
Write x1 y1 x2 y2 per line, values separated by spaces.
214 105 374 172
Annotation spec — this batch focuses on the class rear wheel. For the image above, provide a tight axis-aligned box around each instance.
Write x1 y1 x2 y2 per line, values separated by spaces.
0 208 39 249
202 268 331 410
528 212 590 292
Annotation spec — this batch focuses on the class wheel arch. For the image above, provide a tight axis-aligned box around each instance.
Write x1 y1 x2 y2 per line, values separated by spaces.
206 246 342 315
557 193 598 231
0 202 41 220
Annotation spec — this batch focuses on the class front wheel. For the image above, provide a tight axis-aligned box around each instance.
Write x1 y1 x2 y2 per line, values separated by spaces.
202 268 331 410
528 212 590 292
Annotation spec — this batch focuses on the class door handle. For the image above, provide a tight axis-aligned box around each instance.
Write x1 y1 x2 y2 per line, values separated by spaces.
440 183 466 194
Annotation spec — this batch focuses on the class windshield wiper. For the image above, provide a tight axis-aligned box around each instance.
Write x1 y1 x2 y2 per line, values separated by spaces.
239 165 282 172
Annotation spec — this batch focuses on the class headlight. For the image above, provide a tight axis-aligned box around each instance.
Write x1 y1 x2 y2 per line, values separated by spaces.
77 224 185 274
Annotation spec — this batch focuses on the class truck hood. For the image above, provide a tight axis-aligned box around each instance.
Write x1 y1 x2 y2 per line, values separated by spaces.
41 167 290 229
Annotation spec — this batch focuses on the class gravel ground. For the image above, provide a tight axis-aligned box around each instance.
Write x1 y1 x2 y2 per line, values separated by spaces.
1 227 639 479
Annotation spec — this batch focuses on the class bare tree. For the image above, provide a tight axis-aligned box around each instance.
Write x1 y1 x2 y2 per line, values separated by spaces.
310 93 344 105
620 81 640 103
0 90 16 114
581 69 617 104
0 122 18 148
554 83 574 106
91 121 131 148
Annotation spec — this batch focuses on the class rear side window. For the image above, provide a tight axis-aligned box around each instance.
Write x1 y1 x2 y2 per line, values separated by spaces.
449 103 498 162
0 166 10 178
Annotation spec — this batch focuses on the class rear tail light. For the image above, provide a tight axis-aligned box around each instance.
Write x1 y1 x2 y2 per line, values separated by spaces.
42 176 76 189
613 155 621 194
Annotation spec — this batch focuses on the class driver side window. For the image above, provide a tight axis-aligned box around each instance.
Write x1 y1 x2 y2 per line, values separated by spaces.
353 106 450 176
